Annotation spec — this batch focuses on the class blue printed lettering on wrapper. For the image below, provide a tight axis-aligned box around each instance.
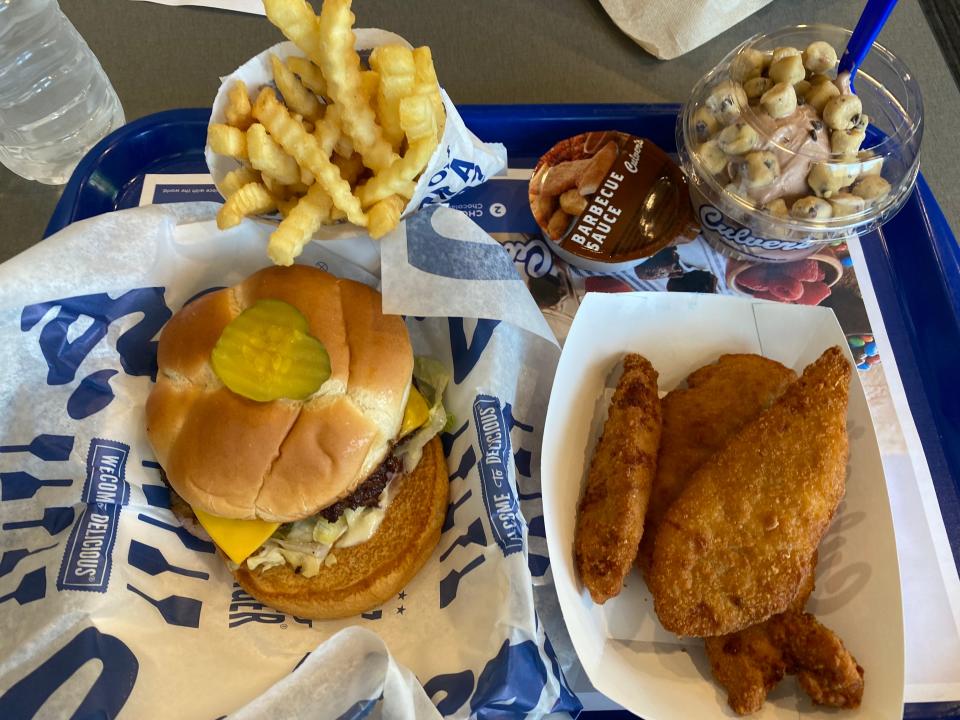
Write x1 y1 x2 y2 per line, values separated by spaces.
418 150 486 210
56 439 130 593
57 504 120 592
472 395 524 557
448 179 541 235
82 439 130 505
153 184 224 204
0 626 138 719
20 288 171 419
229 584 286 628
226 583 313 629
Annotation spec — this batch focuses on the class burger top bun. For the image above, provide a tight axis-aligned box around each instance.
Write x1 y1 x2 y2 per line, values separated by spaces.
146 266 413 523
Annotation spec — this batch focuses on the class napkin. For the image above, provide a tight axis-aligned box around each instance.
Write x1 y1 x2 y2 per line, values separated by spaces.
599 0 774 59
131 0 265 14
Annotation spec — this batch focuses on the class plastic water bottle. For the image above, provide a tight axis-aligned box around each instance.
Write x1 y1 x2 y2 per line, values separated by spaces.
0 0 125 185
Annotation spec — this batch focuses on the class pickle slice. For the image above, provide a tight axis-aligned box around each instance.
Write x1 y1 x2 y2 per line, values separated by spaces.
211 299 331 402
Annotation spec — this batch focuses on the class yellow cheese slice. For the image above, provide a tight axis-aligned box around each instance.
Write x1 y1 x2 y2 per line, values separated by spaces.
400 386 430 437
193 508 280 565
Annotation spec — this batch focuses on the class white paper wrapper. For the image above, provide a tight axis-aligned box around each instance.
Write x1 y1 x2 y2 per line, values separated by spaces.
598 0 774 60
0 202 577 719
543 292 904 718
206 34 507 241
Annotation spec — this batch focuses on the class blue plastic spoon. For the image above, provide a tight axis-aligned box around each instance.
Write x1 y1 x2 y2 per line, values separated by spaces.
838 0 899 90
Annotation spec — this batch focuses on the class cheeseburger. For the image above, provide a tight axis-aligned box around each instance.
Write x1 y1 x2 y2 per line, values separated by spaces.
146 265 450 619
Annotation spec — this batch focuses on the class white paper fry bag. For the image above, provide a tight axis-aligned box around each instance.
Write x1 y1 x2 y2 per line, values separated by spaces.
0 203 578 719
207 34 507 241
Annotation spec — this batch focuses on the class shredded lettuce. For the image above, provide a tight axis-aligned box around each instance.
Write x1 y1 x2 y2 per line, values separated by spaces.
246 504 387 578
397 356 451 472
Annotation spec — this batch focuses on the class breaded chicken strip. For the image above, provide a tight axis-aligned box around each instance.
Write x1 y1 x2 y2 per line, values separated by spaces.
704 556 815 715
574 353 661 603
637 354 796 572
705 606 864 715
648 346 851 636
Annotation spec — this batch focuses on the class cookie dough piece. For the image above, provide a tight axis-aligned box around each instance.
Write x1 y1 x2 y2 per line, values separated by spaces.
823 95 863 130
858 150 884 176
693 106 720 142
718 121 759 155
831 128 866 156
697 139 729 174
707 80 748 124
829 192 867 216
760 82 798 119
851 175 892 202
743 151 781 188
744 77 774 100
803 41 839 73
772 46 801 64
790 196 834 220
769 54 806 86
763 198 789 219
806 81 840 112
731 49 767 82
807 162 849 198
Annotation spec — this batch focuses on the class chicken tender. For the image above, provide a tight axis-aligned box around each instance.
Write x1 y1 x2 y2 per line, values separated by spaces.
706 607 864 715
778 611 865 709
574 353 661 603
648 347 851 636
704 554 816 715
637 354 796 572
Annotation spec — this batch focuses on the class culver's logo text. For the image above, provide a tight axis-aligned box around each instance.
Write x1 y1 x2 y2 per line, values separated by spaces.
699 205 814 252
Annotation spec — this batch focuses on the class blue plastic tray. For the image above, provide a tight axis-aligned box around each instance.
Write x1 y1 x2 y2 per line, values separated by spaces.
45 106 960 720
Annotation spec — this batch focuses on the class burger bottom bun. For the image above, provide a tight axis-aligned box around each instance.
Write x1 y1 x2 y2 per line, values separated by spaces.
233 435 449 619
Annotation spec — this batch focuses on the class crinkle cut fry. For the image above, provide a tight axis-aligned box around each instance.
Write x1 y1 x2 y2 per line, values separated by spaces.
264 0 395 173
356 136 434 208
252 87 366 227
317 0 397 172
268 183 334 266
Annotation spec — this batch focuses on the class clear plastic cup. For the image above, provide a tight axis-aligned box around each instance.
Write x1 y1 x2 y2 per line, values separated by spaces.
678 24 923 263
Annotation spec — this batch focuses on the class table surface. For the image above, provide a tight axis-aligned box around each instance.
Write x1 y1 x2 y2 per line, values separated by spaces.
1 0 958 261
